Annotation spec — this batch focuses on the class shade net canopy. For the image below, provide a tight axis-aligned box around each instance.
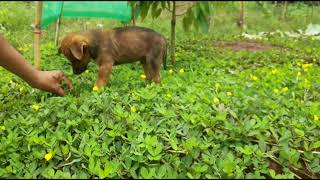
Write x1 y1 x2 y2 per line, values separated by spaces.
41 1 132 29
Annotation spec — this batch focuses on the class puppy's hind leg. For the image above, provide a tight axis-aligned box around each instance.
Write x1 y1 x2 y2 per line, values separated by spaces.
141 59 152 82
146 49 162 84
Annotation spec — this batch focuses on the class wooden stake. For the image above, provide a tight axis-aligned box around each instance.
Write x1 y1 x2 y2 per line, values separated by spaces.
34 1 42 70
55 2 64 46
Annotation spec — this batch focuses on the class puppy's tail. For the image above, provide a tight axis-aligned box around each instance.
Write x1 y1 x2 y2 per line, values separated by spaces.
163 38 167 70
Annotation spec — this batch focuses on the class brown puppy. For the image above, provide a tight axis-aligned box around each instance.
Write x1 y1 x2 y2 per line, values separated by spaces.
58 26 167 89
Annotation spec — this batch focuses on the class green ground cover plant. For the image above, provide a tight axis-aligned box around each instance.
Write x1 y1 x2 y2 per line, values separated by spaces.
0 1 319 179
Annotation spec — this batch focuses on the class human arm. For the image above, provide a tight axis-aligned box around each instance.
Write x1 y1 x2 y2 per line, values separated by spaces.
0 35 72 96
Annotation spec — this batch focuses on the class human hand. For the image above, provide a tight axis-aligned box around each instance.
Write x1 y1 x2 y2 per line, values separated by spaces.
30 70 73 96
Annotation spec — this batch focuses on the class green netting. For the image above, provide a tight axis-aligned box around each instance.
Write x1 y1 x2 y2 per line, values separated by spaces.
41 1 132 29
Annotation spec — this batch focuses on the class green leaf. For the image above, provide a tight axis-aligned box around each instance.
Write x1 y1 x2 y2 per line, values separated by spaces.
185 137 198 151
170 138 178 150
154 144 162 155
151 2 161 19
148 168 156 177
240 145 253 155
160 1 166 9
221 153 236 175
61 144 69 155
124 158 132 170
140 167 150 178
84 145 91 157
216 111 227 121
187 172 194 179
140 2 151 20
157 165 167 178
48 168 55 177
312 141 320 149
294 128 304 137
269 169 276 178
89 157 95 174
95 159 101 176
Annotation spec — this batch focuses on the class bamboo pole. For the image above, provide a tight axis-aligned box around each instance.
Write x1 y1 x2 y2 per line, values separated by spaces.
34 1 42 70
55 2 64 46
171 1 176 66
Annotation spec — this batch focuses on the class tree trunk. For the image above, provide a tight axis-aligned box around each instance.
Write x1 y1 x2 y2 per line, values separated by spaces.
171 1 176 66
310 4 314 20
239 1 244 36
132 6 137 26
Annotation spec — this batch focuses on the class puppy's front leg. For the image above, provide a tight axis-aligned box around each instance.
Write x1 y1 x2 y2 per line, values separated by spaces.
95 61 113 88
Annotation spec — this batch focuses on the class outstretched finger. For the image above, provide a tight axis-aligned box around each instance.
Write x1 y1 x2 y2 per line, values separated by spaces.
62 75 73 90
53 85 66 96
55 71 73 90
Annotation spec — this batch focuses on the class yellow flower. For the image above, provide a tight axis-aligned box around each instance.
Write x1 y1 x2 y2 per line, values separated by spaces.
169 69 174 75
166 93 172 98
314 115 319 122
32 104 40 111
297 72 301 76
179 69 185 74
281 87 288 93
227 92 233 96
140 74 146 80
250 74 258 81
130 106 137 113
302 63 313 72
271 69 278 75
44 152 53 161
92 85 99 92
213 97 220 105
273 89 279 94
302 63 313 69
19 87 25 93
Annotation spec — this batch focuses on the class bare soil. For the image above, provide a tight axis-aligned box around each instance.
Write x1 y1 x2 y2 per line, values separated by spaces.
215 40 279 52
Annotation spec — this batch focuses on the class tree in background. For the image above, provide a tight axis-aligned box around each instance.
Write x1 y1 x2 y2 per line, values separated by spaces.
129 1 212 67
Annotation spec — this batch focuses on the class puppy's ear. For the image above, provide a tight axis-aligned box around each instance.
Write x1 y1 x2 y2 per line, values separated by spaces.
70 41 87 60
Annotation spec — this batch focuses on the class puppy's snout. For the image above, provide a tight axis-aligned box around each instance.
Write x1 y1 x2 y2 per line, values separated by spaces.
73 66 87 75
73 70 82 75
